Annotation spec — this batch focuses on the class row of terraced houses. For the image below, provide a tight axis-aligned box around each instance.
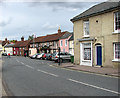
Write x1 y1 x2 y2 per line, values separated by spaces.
1 2 120 68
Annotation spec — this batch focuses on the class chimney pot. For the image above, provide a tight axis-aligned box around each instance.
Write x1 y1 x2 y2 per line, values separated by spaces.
21 36 24 41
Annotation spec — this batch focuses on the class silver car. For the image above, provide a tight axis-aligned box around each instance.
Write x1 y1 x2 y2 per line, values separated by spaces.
52 52 71 63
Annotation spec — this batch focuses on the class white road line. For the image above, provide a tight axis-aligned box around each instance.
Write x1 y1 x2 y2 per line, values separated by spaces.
21 62 25 65
67 78 120 95
37 69 58 77
25 65 34 69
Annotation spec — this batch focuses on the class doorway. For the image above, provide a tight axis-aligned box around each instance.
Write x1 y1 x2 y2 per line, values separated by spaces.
96 45 102 66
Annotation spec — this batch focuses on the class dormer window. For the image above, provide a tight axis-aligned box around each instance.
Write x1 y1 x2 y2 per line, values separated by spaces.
83 20 89 37
113 11 120 33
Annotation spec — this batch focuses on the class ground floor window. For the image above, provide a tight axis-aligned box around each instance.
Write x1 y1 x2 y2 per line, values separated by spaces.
80 42 92 66
83 43 91 60
114 42 120 60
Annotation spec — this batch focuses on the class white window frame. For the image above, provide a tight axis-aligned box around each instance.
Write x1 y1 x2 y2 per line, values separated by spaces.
113 11 120 34
60 40 63 46
83 20 90 37
80 42 92 66
65 40 67 46
112 43 120 62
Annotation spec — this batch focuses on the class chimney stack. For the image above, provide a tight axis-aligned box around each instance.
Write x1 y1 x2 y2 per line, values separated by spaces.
21 36 24 41
5 38 7 41
58 26 61 34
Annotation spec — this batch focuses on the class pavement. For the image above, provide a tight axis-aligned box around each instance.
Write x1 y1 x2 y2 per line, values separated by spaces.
52 62 120 77
0 58 7 97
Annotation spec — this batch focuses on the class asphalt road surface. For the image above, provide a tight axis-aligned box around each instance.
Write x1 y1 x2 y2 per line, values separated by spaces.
2 56 120 96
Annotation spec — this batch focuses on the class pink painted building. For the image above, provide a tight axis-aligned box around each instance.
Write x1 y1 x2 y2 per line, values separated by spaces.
59 32 72 53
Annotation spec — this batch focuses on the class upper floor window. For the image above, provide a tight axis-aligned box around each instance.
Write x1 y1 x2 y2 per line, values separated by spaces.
83 20 89 37
114 11 120 33
60 40 63 46
65 40 67 46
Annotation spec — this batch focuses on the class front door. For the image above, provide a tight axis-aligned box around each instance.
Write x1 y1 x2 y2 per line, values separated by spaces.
96 45 102 66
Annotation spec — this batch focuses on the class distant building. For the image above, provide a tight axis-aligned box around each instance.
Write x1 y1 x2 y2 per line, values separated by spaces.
29 28 70 56
59 32 72 53
4 43 15 55
13 37 31 56
68 33 74 55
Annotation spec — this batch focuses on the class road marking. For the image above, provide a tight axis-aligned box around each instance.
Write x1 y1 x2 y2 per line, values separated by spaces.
25 65 34 69
37 69 58 77
67 78 120 95
21 62 24 65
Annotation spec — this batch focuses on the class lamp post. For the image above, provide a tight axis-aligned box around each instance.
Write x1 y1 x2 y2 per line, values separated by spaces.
58 47 61 66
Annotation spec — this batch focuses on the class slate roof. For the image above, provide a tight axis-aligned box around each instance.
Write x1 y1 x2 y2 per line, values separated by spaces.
4 43 15 47
68 33 74 41
30 31 67 44
59 32 72 39
71 2 120 22
2 40 9 46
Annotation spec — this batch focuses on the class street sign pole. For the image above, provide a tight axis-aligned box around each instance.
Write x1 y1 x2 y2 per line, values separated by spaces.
58 47 60 66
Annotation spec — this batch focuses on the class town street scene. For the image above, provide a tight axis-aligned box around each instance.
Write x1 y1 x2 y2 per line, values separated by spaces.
0 0 120 97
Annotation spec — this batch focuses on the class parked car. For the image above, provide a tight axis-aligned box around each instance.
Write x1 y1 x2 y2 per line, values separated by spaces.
29 53 38 59
42 53 47 60
52 52 71 63
46 53 52 60
36 53 44 59
2 52 7 56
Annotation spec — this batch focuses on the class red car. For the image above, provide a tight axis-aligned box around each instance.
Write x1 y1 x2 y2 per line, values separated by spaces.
42 53 47 60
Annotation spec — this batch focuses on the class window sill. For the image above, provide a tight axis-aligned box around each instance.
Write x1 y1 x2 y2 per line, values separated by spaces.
112 59 120 62
112 31 120 34
83 35 90 38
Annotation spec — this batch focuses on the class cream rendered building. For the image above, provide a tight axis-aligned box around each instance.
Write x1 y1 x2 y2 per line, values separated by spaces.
71 2 120 68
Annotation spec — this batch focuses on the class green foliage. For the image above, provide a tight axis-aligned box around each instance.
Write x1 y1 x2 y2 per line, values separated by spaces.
28 35 34 40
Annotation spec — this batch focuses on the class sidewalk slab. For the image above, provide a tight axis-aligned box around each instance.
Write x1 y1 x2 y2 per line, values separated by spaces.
53 62 120 77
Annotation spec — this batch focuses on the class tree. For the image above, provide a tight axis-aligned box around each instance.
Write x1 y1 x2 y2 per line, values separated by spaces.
28 35 34 40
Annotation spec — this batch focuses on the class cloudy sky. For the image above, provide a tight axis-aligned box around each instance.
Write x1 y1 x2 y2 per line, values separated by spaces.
0 0 108 41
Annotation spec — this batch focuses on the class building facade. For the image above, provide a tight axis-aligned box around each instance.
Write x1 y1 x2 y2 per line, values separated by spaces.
59 32 72 53
4 43 15 55
71 2 120 68
68 33 74 55
13 37 31 56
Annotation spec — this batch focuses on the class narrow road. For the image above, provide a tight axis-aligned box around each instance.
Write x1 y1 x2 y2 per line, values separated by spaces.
2 56 119 96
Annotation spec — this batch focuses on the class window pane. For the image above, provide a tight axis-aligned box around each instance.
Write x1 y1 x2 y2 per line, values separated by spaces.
115 11 120 30
115 43 120 59
83 43 91 60
84 21 89 36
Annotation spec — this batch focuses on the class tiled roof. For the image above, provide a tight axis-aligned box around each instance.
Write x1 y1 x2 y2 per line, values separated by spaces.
71 2 120 22
31 31 67 43
13 40 31 47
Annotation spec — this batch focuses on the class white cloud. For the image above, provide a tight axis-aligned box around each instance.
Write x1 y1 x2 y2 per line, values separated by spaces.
0 17 12 27
42 22 59 29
